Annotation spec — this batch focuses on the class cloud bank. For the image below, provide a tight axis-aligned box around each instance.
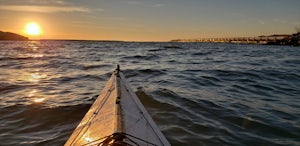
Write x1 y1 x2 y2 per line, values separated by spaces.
0 0 103 13
0 5 92 13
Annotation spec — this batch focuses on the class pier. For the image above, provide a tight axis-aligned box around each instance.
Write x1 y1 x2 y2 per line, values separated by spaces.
171 33 300 46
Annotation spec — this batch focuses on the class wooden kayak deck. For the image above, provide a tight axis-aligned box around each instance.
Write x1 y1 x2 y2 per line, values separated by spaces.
65 66 170 146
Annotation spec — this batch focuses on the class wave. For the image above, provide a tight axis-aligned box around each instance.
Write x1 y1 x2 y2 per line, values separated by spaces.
80 64 112 70
122 68 167 79
50 74 106 84
1 41 300 146
192 52 213 56
0 56 40 61
121 54 160 61
0 83 24 94
0 104 91 146
148 48 165 52
0 54 61 61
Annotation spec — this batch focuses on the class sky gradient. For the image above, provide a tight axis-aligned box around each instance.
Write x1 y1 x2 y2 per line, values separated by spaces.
1 0 300 41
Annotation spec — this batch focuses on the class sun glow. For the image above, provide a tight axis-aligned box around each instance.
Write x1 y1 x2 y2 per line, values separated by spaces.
25 22 42 36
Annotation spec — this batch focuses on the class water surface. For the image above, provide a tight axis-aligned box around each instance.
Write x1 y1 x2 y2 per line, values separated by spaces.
0 41 299 145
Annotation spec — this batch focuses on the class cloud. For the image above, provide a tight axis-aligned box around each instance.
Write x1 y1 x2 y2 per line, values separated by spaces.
0 0 103 13
0 0 68 5
0 5 93 13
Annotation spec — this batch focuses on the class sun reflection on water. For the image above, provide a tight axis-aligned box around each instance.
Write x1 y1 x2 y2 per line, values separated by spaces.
29 72 47 82
27 42 39 51
28 89 37 97
27 89 46 103
33 97 45 103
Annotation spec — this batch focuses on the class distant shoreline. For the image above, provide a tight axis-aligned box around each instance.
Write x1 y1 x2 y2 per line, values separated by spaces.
1 30 299 46
39 39 124 42
0 31 28 41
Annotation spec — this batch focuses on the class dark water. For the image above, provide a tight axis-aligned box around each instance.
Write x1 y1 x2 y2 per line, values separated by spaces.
0 41 300 146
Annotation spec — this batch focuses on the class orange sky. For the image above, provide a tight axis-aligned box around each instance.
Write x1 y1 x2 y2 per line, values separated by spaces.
1 0 300 41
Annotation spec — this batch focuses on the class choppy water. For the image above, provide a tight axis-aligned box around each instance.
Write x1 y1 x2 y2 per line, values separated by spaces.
0 41 300 146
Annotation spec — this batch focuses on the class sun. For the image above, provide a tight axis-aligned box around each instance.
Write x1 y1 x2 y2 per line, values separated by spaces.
25 22 42 36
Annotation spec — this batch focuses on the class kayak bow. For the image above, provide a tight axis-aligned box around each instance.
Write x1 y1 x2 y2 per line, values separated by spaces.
65 65 170 146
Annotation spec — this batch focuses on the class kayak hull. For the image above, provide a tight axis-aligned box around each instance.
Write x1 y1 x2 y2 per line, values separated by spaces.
65 67 170 146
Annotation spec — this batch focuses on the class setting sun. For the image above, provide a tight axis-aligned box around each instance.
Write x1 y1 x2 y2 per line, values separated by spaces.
25 22 42 36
